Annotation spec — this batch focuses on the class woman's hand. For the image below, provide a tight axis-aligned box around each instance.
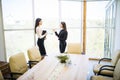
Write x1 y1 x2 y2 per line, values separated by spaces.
44 33 47 36
44 33 47 40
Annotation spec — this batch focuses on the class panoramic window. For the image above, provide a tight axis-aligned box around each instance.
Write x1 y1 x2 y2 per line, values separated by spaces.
86 1 109 58
2 0 34 61
2 0 113 61
104 1 116 58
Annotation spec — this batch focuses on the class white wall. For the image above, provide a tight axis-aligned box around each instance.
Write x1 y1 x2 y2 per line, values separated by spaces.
0 0 6 61
114 0 120 51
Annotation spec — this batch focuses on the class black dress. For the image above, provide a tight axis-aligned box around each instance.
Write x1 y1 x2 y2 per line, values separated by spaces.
37 30 47 56
55 29 68 53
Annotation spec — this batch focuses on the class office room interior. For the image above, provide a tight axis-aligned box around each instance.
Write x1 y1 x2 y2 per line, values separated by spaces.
0 0 120 80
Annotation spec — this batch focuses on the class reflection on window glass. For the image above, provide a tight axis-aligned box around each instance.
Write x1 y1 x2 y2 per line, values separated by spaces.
4 30 34 61
2 0 33 29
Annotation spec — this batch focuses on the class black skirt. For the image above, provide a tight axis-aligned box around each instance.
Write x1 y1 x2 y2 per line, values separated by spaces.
37 38 46 56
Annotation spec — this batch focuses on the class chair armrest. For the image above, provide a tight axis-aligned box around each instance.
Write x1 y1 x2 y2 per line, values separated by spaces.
98 58 112 64
29 61 39 63
28 61 39 68
98 68 114 77
100 65 115 69
3 72 21 80
99 65 115 72
10 72 23 79
10 72 23 75
98 65 115 77
4 77 16 80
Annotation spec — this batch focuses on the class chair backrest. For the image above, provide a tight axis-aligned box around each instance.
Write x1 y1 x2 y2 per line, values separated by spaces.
9 52 28 73
111 50 120 66
27 47 41 61
113 59 120 80
67 43 81 54
0 70 4 80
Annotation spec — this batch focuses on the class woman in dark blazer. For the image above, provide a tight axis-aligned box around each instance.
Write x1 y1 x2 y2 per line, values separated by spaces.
53 22 68 53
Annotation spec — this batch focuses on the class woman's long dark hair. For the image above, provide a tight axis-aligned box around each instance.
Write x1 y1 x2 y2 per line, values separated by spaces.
34 18 42 33
61 22 67 31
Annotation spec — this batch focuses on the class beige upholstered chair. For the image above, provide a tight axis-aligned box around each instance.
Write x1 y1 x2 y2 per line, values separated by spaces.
67 43 81 54
9 52 28 78
93 50 120 76
91 59 120 80
27 47 42 68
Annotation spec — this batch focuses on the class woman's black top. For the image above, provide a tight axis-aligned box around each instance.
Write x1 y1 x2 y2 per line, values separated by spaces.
55 29 68 41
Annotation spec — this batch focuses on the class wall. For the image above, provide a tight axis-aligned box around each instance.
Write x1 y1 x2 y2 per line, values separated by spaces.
114 0 120 52
0 0 6 61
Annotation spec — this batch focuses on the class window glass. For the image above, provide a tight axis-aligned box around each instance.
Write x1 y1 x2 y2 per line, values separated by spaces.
2 0 33 29
60 1 82 43
2 0 34 61
86 28 105 58
34 0 59 29
4 30 34 61
67 29 81 43
86 1 109 58
104 1 116 58
60 1 82 28
34 0 59 53
86 1 108 28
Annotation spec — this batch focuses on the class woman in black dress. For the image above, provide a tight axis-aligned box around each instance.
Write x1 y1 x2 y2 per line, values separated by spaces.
53 22 68 53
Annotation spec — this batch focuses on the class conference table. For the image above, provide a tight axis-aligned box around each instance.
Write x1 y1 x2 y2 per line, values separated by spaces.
17 54 89 80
